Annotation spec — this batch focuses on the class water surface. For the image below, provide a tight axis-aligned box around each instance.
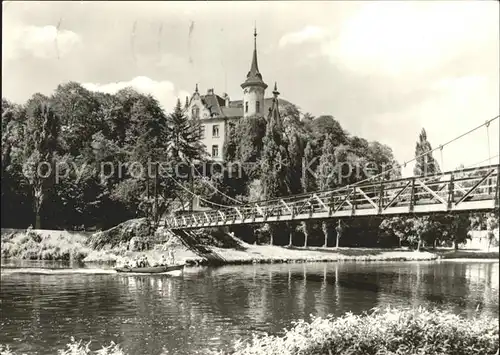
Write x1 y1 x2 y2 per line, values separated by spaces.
1 260 498 354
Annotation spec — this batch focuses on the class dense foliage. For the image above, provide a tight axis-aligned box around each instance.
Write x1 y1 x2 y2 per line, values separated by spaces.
218 307 499 355
1 82 497 248
2 84 203 230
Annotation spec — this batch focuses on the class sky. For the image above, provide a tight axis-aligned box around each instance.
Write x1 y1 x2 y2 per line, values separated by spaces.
2 1 499 175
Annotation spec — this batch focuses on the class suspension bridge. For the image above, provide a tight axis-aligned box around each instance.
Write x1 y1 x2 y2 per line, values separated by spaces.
161 116 500 230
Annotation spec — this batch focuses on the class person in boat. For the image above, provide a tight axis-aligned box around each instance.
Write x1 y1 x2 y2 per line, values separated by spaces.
141 254 150 268
167 250 175 265
159 254 167 266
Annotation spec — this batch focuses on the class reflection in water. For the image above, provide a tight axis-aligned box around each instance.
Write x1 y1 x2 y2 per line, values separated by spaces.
1 261 498 355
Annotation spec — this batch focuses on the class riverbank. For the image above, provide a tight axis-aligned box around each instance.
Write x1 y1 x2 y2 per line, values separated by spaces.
2 227 499 266
1 307 497 355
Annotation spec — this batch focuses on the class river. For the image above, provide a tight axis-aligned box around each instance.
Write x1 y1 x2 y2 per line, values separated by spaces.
1 260 498 355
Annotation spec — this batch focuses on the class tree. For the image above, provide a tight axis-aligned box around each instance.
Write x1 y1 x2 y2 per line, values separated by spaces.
167 99 204 164
437 213 471 250
261 95 290 245
23 101 62 228
335 220 343 248
379 217 408 248
223 122 238 162
414 128 440 176
169 99 205 212
51 82 101 156
316 134 339 247
311 115 348 148
301 142 316 247
2 99 32 227
486 213 499 251
234 115 267 179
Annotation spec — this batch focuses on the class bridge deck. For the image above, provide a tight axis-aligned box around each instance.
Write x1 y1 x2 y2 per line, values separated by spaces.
162 164 499 230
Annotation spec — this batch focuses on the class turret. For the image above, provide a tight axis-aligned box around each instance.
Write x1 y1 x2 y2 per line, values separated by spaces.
241 26 267 118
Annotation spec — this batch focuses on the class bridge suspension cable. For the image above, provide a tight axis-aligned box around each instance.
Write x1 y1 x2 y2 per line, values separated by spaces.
464 154 500 170
162 115 499 212
191 164 245 204
486 120 492 165
319 114 500 196
162 168 233 209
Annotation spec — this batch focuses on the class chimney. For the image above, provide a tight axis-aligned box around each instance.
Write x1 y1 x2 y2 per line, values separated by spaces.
223 93 230 107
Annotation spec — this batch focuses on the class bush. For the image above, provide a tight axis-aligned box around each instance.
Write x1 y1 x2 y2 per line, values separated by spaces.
221 307 498 355
0 230 90 261
87 218 150 250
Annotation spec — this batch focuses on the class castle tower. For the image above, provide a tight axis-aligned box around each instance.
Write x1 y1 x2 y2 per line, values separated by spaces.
241 26 267 118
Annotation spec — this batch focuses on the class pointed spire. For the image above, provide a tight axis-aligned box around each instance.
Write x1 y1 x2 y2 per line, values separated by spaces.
241 26 267 90
267 82 281 129
273 82 280 98
185 96 189 108
254 23 257 51
195 83 199 93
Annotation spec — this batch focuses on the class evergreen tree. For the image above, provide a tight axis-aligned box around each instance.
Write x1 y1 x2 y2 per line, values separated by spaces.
166 99 205 213
235 115 267 179
167 99 205 165
24 101 62 228
301 141 316 247
414 128 440 176
223 122 238 162
260 94 290 245
316 134 339 247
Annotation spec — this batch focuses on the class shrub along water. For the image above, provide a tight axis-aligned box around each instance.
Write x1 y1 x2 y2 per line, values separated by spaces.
221 307 499 355
0 308 497 355
1 229 90 261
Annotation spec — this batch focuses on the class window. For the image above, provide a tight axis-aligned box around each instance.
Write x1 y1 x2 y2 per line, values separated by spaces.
256 101 260 113
200 124 205 139
212 145 219 158
212 125 220 138
192 106 200 119
245 102 248 113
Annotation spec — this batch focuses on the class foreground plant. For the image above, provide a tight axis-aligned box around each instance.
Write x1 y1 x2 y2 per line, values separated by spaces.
221 307 499 355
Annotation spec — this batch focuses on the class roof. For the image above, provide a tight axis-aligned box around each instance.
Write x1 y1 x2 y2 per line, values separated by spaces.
241 30 267 90
221 106 243 118
200 93 225 117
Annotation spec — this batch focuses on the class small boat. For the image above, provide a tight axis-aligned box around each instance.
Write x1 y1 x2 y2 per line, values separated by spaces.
115 264 185 274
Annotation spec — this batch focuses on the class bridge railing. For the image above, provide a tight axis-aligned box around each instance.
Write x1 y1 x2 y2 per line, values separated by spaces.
163 164 499 229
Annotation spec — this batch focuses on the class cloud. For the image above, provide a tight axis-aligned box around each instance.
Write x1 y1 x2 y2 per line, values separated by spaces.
3 22 82 61
82 76 190 112
321 2 498 76
279 26 326 47
380 74 499 177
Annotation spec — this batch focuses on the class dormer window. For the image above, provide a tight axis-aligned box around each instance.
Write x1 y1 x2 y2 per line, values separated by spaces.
245 102 248 113
192 106 200 119
256 101 260 113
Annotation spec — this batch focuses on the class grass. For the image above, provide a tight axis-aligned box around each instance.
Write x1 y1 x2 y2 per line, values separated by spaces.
199 244 441 265
1 308 497 355
437 248 500 260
